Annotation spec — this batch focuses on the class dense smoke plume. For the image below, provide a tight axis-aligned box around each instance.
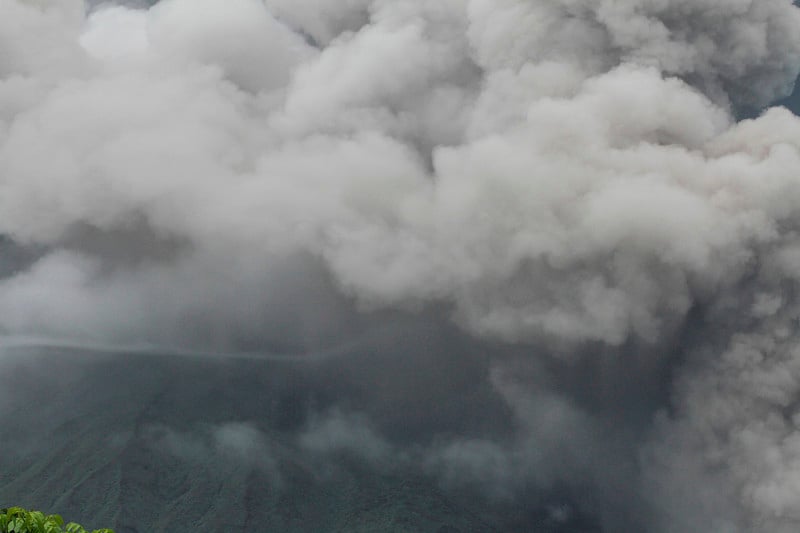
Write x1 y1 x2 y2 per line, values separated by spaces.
3 0 800 531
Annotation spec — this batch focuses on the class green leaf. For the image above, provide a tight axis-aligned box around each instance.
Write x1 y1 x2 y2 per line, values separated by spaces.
0 508 113 533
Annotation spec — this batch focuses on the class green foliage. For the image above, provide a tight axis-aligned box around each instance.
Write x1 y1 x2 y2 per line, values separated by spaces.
0 508 113 533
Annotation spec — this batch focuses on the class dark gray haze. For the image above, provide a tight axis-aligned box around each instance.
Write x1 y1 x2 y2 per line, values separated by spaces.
4 0 800 531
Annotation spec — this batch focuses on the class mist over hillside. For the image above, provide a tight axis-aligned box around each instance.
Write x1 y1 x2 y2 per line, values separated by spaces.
4 1 800 532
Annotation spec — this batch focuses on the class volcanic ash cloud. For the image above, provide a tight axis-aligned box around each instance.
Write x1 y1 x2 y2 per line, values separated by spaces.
3 0 800 530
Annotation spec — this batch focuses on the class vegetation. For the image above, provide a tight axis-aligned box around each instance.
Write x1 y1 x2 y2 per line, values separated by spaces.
0 508 113 533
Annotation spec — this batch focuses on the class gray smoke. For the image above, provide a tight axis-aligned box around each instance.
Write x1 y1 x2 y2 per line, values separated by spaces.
3 0 800 531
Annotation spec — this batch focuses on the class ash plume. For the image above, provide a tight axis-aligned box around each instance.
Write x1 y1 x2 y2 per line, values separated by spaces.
3 0 800 531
